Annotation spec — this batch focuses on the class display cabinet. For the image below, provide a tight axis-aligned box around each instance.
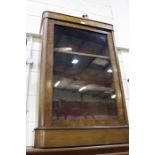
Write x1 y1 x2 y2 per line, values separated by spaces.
34 11 129 149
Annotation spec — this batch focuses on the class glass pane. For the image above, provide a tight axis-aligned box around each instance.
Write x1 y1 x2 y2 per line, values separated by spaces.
54 25 109 57
52 25 117 121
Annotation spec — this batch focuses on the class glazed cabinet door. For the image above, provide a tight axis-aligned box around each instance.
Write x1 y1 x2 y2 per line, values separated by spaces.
46 20 128 127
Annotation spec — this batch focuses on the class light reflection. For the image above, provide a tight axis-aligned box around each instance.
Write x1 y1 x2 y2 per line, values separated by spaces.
111 94 116 99
78 86 87 92
54 81 60 87
72 58 79 64
107 69 112 73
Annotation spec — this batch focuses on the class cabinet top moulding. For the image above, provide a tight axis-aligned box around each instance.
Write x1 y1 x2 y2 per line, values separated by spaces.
40 11 113 32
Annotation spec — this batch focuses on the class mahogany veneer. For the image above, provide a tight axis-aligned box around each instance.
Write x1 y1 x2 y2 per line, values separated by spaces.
34 11 129 151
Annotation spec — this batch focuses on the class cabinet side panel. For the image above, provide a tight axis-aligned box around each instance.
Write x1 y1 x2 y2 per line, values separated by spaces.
38 18 55 127
107 33 127 124
38 18 50 127
44 20 54 126
111 32 128 124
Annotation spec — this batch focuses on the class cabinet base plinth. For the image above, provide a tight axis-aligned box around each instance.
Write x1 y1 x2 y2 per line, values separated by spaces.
34 127 129 148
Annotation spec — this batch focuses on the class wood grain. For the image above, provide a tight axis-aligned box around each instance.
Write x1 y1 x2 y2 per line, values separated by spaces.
27 144 129 155
35 11 129 148
40 11 113 33
35 127 128 148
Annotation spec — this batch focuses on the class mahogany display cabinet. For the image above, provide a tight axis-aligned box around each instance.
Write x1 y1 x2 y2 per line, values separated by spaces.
34 11 129 149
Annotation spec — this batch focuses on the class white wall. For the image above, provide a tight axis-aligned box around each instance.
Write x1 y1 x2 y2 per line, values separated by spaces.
110 0 129 48
26 36 41 146
26 0 129 146
26 0 129 48
117 49 129 114
26 0 113 33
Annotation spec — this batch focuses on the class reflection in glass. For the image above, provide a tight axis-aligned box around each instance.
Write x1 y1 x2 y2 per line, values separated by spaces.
54 25 109 57
52 25 117 120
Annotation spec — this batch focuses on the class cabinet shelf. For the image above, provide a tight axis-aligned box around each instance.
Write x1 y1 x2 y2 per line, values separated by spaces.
54 47 110 60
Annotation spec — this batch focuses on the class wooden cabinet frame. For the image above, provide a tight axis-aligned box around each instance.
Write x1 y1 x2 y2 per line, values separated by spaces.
34 11 129 148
